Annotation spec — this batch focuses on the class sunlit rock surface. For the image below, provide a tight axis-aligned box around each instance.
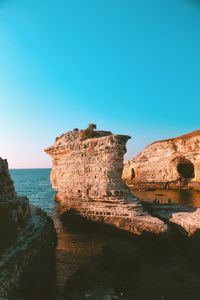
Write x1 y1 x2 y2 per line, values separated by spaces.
45 128 168 235
123 130 200 190
0 157 56 300
170 208 200 236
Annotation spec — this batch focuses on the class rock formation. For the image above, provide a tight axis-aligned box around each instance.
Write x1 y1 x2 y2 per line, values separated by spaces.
123 130 200 190
0 157 56 300
0 158 16 200
45 127 168 236
0 158 30 251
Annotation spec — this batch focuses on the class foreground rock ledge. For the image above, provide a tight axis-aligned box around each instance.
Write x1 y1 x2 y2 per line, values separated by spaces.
45 128 168 236
0 158 56 300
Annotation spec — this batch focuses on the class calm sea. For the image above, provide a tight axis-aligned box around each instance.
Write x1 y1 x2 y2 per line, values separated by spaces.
10 168 55 215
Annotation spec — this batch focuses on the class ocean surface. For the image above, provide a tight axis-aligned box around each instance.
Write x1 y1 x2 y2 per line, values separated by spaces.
10 169 55 214
10 169 200 296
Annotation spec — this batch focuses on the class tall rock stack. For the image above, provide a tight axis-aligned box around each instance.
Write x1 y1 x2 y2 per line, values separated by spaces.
45 127 168 235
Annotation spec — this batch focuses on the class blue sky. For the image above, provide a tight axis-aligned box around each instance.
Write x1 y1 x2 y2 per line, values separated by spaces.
0 0 200 168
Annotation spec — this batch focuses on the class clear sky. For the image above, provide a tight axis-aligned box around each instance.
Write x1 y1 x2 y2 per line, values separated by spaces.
0 0 200 168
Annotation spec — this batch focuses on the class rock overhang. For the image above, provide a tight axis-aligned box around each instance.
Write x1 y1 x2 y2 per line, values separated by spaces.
45 126 168 236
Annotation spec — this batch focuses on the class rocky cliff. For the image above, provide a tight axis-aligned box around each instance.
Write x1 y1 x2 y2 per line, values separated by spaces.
45 127 168 236
0 158 16 200
0 158 56 300
0 158 30 251
123 130 200 190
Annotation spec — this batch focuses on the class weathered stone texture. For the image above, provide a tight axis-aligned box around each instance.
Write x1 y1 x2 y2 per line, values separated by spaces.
123 130 200 190
170 209 200 236
0 158 56 299
45 130 131 201
45 128 168 235
0 158 30 250
0 158 16 200
0 207 56 300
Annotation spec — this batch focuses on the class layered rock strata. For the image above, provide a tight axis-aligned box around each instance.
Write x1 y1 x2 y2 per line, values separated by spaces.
45 128 168 235
0 158 56 300
123 130 200 190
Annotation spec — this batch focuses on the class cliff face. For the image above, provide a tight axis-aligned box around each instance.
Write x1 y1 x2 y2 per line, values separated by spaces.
45 128 168 236
0 158 56 300
0 158 16 200
123 130 200 190
45 130 131 202
0 158 30 251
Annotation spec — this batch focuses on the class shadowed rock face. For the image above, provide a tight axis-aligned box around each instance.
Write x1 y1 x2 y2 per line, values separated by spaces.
0 158 16 200
45 128 168 236
0 158 56 300
123 130 200 190
0 158 30 250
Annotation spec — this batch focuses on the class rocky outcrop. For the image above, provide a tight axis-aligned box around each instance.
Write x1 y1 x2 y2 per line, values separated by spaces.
123 130 200 190
142 202 200 241
170 209 200 236
0 158 56 300
0 208 56 300
0 158 16 200
0 158 30 251
45 127 168 236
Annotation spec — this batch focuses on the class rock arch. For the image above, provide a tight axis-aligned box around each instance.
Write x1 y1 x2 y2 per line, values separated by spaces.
177 160 195 179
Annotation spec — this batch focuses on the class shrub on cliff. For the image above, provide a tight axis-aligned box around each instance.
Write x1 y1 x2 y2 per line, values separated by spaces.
80 123 97 140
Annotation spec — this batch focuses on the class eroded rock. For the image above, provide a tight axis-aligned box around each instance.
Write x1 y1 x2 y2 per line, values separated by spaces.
0 158 56 300
45 127 168 236
123 130 200 190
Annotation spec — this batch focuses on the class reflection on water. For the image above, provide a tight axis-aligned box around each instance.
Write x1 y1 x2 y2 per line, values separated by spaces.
132 189 200 208
52 206 106 291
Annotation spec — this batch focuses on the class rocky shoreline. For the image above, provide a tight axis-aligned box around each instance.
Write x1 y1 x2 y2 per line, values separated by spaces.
2 126 200 299
59 211 200 300
0 207 56 300
0 158 56 300
45 126 200 240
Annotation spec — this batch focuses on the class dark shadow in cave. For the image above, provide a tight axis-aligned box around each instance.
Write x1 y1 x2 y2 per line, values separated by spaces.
131 168 135 180
177 162 195 179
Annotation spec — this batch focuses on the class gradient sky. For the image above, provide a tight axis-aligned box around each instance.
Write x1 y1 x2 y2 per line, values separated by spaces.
0 0 200 168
